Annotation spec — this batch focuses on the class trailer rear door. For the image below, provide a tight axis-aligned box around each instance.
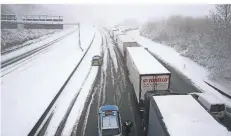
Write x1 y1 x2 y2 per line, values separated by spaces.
140 75 170 100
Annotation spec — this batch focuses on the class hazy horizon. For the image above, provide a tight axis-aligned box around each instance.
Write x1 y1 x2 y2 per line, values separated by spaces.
1 4 215 25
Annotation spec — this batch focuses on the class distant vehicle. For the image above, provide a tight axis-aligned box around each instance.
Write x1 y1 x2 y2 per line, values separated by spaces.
92 55 103 66
117 35 139 57
190 92 225 119
113 31 125 43
98 105 123 136
145 95 230 136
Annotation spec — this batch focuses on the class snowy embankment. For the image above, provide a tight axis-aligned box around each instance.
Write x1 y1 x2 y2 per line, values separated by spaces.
44 29 102 136
128 30 231 107
1 25 95 136
1 29 59 54
1 26 76 63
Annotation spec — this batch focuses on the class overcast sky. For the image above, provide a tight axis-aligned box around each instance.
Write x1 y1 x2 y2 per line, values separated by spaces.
3 4 215 25
43 4 215 24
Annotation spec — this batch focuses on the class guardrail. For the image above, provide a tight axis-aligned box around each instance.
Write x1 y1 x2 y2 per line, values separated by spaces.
204 81 231 100
1 29 77 68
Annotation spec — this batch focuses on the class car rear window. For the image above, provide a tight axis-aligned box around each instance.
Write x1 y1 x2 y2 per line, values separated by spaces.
210 105 225 112
102 128 120 136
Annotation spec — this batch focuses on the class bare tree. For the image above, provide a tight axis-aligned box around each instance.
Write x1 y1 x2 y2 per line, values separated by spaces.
210 4 231 46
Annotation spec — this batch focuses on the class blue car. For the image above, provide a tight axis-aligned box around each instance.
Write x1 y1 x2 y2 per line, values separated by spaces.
98 105 123 136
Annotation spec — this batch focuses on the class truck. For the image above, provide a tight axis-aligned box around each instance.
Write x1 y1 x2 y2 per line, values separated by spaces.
145 94 230 136
113 31 124 43
110 28 118 39
126 47 171 108
190 92 226 119
117 35 139 57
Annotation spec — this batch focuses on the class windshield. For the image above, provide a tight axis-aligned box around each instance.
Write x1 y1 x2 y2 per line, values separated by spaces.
102 128 120 136
210 105 225 112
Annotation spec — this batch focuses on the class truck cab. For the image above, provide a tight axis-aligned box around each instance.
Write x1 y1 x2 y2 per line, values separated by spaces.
190 92 225 119
98 105 123 136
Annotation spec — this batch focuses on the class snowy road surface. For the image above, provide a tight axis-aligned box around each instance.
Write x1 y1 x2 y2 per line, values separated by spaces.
75 28 144 136
2 25 230 136
75 27 231 136
1 25 95 136
41 29 102 136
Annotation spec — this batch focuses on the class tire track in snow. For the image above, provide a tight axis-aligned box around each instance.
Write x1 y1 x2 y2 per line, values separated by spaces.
29 33 96 136
74 69 101 136
80 84 98 136
1 44 54 77
70 67 100 136
73 29 104 136
78 28 144 136
54 67 92 136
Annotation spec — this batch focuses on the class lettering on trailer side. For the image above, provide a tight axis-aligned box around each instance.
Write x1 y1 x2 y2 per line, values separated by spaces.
146 78 168 83
140 75 169 99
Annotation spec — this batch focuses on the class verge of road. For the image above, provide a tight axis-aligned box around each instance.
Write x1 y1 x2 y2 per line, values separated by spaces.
146 49 231 101
1 29 77 68
1 30 59 55
145 49 203 93
28 33 96 136
204 81 231 99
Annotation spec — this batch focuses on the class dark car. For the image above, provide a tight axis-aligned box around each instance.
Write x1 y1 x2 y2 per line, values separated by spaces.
92 55 103 66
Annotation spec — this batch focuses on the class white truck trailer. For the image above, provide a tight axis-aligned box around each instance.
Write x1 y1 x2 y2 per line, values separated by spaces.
110 28 118 38
145 95 230 136
117 35 139 57
126 47 171 103
113 31 124 42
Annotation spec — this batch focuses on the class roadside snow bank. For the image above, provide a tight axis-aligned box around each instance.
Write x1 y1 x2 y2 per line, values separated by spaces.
1 29 59 54
1 26 77 63
1 25 95 136
205 79 231 98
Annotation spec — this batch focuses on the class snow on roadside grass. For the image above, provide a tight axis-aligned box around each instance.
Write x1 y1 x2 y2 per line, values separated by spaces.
1 31 82 136
1 25 95 136
204 79 231 98
129 31 231 107
1 29 58 54
1 26 78 63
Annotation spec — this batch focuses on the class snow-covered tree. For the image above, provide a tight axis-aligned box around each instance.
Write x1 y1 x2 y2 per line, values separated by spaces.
210 4 231 46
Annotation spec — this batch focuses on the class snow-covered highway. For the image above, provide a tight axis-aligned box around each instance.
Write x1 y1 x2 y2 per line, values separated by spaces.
1 24 96 136
2 25 231 136
40 28 102 136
